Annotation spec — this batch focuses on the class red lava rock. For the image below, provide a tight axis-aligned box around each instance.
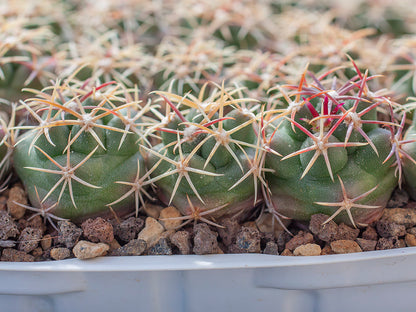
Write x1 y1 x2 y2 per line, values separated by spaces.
336 223 360 241
113 217 144 243
18 227 43 253
82 217 114 244
263 241 279 255
285 231 314 251
356 238 377 251
193 223 218 255
1 248 34 262
57 220 83 248
110 239 147 256
376 219 406 238
6 185 27 219
309 214 338 242
376 237 399 250
148 238 172 255
229 226 261 253
170 230 191 255
362 226 378 241
0 211 19 240
218 218 241 247
330 240 362 254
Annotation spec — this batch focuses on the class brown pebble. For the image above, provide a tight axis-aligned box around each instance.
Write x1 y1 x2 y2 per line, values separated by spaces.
330 240 362 254
405 233 416 247
293 243 321 256
218 218 241 247
110 239 147 256
137 217 164 247
321 244 335 255
229 226 261 253
1 248 34 262
362 226 378 241
7 186 27 219
408 227 416 235
309 214 339 242
336 223 360 241
285 231 314 251
148 238 172 255
280 248 293 256
256 212 291 236
193 223 218 255
50 247 71 260
31 247 43 258
142 203 164 219
381 208 416 228
376 237 395 250
73 240 109 260
108 239 121 251
0 211 19 240
263 241 279 255
170 230 191 255
159 206 183 230
356 238 377 251
113 217 144 243
376 219 406 238
41 234 52 250
58 221 82 248
18 227 43 253
82 217 114 244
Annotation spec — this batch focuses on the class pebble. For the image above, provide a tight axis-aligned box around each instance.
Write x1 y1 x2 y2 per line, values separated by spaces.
57 221 83 248
113 217 144 243
330 240 362 254
148 238 172 255
142 203 164 219
81 217 114 244
408 227 416 235
229 226 261 253
293 243 321 256
320 244 334 255
336 223 360 241
356 238 377 251
263 241 279 255
170 230 191 255
1 248 34 262
73 240 109 260
110 239 147 256
285 231 314 251
41 234 53 250
137 217 165 247
0 211 19 240
405 233 416 247
159 206 182 230
309 214 339 242
362 226 378 241
218 218 241 246
376 237 396 250
256 212 291 236
18 227 43 253
381 208 416 228
50 247 71 260
387 188 409 208
376 219 406 238
6 186 27 219
193 223 219 255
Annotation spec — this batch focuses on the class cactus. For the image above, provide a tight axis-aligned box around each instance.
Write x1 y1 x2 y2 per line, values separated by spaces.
144 83 263 224
263 64 400 227
13 78 152 221
402 100 416 200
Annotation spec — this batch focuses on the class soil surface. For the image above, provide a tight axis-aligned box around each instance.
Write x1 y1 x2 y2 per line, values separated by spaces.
1 185 416 261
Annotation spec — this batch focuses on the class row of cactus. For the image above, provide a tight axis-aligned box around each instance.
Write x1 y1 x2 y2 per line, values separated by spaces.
1 0 416 232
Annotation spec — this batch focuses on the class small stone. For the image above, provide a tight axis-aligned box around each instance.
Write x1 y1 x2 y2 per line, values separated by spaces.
405 233 416 247
0 240 16 248
31 247 43 258
159 206 182 230
336 223 360 241
263 241 279 255
356 238 377 251
142 203 164 219
376 219 406 238
137 217 165 247
229 226 261 253
50 248 71 260
321 244 334 255
81 217 114 244
362 226 378 240
309 214 338 242
41 234 52 250
148 238 172 255
381 208 416 228
110 239 147 256
1 248 34 262
0 211 19 240
193 223 218 255
113 217 144 243
330 240 362 254
408 227 416 235
170 230 191 255
256 212 291 237
218 218 241 247
18 227 43 253
285 231 314 251
387 188 409 208
58 221 83 248
376 237 395 250
7 186 27 219
276 231 292 253
280 248 293 256
293 243 321 256
108 239 121 251
73 240 109 260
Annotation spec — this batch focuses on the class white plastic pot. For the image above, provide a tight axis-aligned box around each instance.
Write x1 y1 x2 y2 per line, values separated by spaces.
1 247 416 312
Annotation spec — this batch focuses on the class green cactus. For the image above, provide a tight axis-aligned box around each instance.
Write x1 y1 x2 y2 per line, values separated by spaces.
263 65 399 227
13 79 152 222
402 105 416 200
145 84 263 225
